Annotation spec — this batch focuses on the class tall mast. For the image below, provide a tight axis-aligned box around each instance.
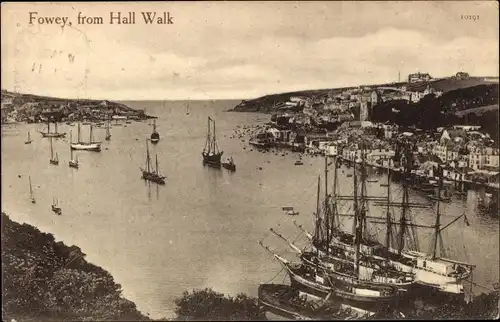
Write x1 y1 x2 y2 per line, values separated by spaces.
146 139 151 173
155 155 159 175
50 137 54 159
153 119 156 132
385 169 392 254
432 176 443 259
55 122 58 133
77 122 81 143
353 159 360 278
206 117 211 153
360 148 368 240
324 155 329 254
29 176 33 196
397 143 410 254
89 124 93 143
47 119 50 133
331 156 338 233
315 175 321 266
212 119 217 153
70 132 73 159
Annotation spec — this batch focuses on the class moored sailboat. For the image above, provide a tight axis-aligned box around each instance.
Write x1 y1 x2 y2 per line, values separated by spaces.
202 117 223 168
105 116 112 141
38 119 66 138
140 139 166 185
24 132 32 144
51 197 62 215
294 146 475 296
68 132 79 169
150 119 160 144
49 137 59 165
70 123 101 152
28 176 36 204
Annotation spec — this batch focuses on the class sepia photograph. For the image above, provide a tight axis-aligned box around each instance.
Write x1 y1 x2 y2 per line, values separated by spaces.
1 1 499 321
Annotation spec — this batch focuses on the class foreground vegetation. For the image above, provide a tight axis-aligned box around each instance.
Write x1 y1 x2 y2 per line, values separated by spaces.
1 212 150 321
2 212 498 321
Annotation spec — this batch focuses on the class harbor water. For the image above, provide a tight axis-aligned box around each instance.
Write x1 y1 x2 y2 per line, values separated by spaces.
1 100 498 319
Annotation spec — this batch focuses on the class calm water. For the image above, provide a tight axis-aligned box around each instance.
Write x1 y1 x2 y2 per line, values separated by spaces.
2 100 499 318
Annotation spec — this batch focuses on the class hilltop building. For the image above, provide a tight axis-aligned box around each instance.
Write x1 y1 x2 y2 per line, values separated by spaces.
408 72 432 83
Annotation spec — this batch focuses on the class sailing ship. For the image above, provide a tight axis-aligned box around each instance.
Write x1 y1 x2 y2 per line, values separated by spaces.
294 146 475 296
70 123 101 152
49 137 59 165
68 132 79 169
202 117 223 168
28 176 36 204
51 198 62 215
38 119 66 138
265 157 417 307
140 139 166 185
222 157 236 171
150 119 160 144
105 116 112 141
24 132 32 144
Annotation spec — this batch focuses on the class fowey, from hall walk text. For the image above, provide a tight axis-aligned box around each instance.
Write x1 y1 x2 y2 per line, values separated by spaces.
28 11 174 27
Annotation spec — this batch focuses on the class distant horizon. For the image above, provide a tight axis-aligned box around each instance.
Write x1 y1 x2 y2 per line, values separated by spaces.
2 74 499 103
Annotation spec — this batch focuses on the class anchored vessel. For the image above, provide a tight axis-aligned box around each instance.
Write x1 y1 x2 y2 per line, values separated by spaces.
294 145 475 296
38 119 66 138
150 119 160 144
68 132 79 169
71 123 101 152
49 137 59 165
222 157 236 171
257 284 375 320
24 132 32 144
202 117 223 168
140 139 166 185
51 198 62 215
105 116 112 141
28 176 36 204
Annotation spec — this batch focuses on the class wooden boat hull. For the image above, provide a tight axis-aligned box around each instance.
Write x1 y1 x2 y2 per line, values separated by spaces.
71 143 101 152
141 170 166 185
222 163 236 171
257 284 355 320
150 132 160 144
50 160 59 165
24 141 32 144
69 161 79 169
202 152 223 168
39 131 66 138
313 242 472 294
285 265 398 307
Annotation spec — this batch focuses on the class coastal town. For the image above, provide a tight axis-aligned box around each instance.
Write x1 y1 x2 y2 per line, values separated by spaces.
237 73 498 186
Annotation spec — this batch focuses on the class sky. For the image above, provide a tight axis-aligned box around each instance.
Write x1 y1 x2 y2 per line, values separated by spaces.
1 1 499 100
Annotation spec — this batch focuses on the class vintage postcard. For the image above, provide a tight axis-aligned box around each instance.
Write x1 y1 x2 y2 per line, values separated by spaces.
1 1 499 321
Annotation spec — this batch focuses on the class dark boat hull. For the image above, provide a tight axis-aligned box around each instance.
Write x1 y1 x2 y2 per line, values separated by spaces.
141 170 166 185
39 131 66 138
150 132 160 144
202 152 223 168
258 284 350 320
222 163 236 171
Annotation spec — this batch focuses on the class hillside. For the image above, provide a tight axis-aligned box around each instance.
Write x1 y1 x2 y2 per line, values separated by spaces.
1 212 151 321
1 90 153 123
231 76 498 113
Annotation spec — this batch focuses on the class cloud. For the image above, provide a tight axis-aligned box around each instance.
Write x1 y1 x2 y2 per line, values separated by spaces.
1 2 498 100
